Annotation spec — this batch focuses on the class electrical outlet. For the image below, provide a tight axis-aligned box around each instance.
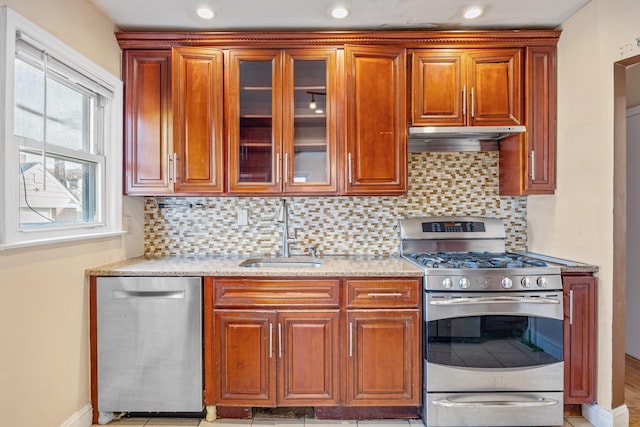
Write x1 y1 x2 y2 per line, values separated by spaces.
238 208 248 226
124 215 133 233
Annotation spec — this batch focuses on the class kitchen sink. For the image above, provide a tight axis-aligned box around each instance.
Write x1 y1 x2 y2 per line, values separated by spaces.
239 257 323 268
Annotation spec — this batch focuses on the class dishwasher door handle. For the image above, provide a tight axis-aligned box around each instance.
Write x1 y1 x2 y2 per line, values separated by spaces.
112 290 185 299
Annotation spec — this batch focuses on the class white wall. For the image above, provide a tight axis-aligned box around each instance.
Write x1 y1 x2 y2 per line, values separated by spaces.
0 1 144 426
627 106 640 359
527 0 640 414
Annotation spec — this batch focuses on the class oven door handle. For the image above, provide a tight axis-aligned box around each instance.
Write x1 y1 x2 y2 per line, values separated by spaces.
432 397 559 408
429 296 560 305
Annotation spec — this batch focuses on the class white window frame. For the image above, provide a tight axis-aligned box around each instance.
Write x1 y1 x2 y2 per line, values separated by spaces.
0 7 123 249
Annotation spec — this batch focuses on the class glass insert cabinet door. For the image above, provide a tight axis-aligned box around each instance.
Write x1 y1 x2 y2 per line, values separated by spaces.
227 49 337 194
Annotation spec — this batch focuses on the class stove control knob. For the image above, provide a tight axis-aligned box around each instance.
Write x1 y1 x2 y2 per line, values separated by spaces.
521 277 532 288
442 278 453 289
501 277 513 289
459 277 470 289
537 277 548 288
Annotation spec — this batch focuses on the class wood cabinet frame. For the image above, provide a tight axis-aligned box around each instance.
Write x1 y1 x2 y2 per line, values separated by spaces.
563 273 597 405
118 30 560 197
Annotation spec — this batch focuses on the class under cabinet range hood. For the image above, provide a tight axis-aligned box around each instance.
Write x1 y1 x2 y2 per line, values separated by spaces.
407 125 526 152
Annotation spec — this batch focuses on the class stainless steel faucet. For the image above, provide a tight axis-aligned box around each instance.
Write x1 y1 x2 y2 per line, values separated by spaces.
276 199 297 257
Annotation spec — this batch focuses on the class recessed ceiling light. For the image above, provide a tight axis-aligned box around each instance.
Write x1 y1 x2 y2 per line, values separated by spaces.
197 7 215 20
463 6 483 19
331 6 350 19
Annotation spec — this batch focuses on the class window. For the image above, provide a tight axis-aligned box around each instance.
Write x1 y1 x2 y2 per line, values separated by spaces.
0 7 123 248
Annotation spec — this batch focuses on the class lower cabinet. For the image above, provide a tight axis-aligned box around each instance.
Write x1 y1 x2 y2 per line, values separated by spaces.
208 276 422 409
214 309 340 406
563 273 597 404
345 278 421 406
346 310 421 405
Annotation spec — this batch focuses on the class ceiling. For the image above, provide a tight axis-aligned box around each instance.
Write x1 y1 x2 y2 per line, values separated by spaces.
89 0 591 32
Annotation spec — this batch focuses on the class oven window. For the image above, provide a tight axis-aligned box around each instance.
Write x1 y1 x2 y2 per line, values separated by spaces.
426 315 563 368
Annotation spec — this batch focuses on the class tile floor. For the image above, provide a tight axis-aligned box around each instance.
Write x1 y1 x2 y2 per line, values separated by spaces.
91 415 595 427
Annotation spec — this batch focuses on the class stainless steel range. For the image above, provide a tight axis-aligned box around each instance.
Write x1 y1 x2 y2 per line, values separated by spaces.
399 216 564 427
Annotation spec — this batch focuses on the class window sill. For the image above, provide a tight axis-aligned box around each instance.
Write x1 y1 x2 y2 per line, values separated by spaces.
0 230 127 252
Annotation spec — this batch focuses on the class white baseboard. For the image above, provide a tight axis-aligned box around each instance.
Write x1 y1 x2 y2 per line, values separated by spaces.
59 404 93 427
582 402 629 427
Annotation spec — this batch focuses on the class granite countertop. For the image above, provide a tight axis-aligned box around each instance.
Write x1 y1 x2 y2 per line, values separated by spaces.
86 255 425 277
516 252 599 274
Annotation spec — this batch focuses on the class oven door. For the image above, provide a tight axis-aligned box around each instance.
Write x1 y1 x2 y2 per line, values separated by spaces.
423 291 564 427
424 290 564 393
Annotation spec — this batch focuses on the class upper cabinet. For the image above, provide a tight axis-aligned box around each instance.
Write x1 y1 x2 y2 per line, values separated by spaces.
122 47 225 196
345 45 407 195
226 48 339 195
123 50 172 195
499 46 556 195
410 48 523 127
172 47 225 194
117 30 559 197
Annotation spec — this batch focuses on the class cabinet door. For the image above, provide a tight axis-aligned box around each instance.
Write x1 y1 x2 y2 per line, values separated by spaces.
499 46 556 196
411 50 465 126
467 49 523 126
123 50 172 195
346 310 420 405
214 310 276 406
227 49 283 194
524 46 556 194
345 45 407 195
563 275 596 404
277 311 340 405
172 47 224 193
282 49 339 194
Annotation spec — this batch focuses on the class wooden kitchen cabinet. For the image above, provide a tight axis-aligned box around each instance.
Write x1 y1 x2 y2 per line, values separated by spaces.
500 46 557 195
172 47 225 193
214 310 276 405
410 48 523 127
211 278 340 406
123 50 173 195
122 47 225 195
344 278 421 406
344 45 407 195
563 273 596 404
226 48 339 195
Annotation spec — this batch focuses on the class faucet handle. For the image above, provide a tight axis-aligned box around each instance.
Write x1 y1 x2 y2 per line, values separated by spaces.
309 245 317 258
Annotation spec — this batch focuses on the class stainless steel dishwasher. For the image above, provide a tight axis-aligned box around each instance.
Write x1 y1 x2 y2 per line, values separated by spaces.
96 277 202 422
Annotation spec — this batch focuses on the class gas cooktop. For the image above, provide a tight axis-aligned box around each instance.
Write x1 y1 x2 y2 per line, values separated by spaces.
408 251 548 269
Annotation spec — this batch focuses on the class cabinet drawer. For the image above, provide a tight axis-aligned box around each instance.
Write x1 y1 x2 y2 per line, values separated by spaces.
214 278 340 307
345 278 421 308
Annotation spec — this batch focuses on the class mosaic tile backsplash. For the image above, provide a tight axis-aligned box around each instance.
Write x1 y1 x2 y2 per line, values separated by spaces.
144 152 527 256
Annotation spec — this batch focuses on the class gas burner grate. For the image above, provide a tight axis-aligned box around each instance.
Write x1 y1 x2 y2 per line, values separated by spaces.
409 252 547 269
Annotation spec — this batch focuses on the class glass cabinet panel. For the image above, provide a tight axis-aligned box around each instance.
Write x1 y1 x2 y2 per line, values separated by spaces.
284 50 337 193
292 59 327 183
228 49 336 194
238 59 274 184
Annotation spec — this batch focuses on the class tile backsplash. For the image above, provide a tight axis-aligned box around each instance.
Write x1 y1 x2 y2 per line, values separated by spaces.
144 152 527 256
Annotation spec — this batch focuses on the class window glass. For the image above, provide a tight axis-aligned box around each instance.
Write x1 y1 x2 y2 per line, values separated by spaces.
19 151 97 227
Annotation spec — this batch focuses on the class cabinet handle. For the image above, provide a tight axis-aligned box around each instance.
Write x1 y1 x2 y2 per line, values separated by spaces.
470 87 475 118
269 323 273 358
531 151 536 182
349 321 353 357
278 323 282 358
462 86 466 115
347 153 353 184
168 154 173 182
276 153 281 183
569 289 574 325
367 292 403 298
284 153 288 185
172 153 178 182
